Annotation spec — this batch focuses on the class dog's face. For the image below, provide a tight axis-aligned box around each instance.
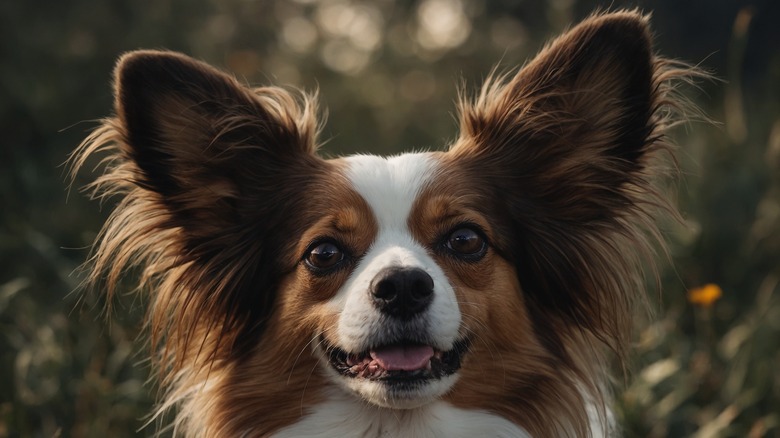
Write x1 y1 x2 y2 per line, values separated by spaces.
300 153 511 408
75 11 689 436
312 154 464 408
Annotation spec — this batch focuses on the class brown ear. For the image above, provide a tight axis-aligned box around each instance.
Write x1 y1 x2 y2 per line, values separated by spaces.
72 51 326 361
114 50 320 237
453 11 658 198
449 11 683 353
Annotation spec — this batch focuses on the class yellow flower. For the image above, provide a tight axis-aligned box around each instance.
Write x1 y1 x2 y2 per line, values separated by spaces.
687 284 723 307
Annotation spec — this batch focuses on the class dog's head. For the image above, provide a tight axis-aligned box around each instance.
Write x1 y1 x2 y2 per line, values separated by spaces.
74 10 695 436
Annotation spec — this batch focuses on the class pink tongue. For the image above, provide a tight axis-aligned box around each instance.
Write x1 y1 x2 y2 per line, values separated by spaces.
370 345 434 371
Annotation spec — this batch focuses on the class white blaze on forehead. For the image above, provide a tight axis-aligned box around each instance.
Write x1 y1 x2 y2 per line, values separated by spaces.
343 153 435 230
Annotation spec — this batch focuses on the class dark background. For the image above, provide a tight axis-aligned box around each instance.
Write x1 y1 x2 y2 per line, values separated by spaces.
1 0 778 436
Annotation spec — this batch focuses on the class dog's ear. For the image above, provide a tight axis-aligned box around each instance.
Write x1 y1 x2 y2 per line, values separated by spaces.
113 50 320 238
74 51 325 360
450 12 677 350
453 11 658 201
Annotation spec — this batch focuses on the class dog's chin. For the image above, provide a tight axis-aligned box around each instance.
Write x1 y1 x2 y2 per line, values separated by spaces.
319 336 470 409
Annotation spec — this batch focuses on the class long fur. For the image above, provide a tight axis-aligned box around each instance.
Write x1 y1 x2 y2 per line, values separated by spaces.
445 14 703 434
70 10 704 437
69 64 326 433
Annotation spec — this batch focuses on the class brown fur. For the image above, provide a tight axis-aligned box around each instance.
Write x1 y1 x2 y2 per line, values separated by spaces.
407 185 583 435
435 11 703 436
70 10 703 437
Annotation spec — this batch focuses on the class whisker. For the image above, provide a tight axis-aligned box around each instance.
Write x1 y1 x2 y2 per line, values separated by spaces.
287 334 322 385
299 355 322 417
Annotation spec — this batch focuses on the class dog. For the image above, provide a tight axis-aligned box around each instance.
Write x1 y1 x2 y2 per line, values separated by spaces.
71 10 697 437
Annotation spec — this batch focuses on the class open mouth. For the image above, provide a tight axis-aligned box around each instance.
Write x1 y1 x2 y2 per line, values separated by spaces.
323 337 469 383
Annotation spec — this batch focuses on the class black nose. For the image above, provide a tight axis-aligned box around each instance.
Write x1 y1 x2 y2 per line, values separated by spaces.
370 267 434 320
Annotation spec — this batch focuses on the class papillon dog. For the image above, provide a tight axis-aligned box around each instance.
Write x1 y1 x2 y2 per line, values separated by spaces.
72 10 698 437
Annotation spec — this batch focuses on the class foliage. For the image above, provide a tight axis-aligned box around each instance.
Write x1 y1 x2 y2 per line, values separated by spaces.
1 0 778 436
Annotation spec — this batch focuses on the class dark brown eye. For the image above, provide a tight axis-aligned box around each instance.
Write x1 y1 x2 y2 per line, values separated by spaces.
305 242 345 271
446 227 487 259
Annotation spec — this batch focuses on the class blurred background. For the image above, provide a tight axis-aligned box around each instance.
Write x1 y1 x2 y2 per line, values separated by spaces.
1 0 778 436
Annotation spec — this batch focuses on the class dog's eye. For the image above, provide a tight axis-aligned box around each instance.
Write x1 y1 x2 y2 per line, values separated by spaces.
445 227 487 260
305 242 345 271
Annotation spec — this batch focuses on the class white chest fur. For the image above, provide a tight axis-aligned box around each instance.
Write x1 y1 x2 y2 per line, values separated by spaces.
273 390 530 438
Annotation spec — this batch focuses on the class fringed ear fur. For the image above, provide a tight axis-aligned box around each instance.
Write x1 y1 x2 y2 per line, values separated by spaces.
450 10 699 360
113 50 321 237
69 50 326 372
